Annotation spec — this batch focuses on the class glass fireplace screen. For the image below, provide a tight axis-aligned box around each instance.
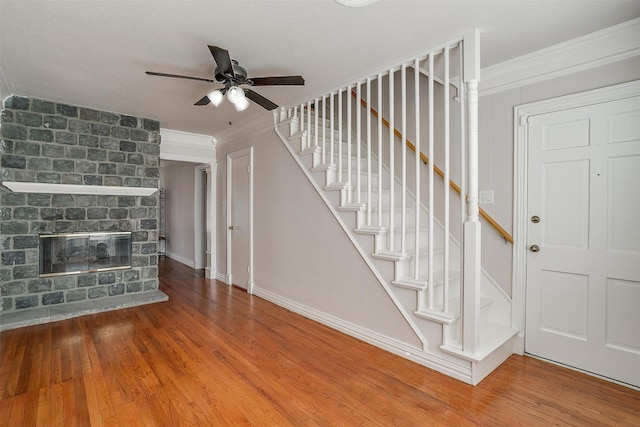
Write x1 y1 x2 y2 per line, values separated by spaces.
39 232 132 277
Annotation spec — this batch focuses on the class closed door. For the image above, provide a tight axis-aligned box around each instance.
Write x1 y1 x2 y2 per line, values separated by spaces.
228 150 251 290
525 95 640 388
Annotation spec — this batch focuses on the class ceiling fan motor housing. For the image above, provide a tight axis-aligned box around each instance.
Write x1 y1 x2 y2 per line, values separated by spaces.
215 60 248 83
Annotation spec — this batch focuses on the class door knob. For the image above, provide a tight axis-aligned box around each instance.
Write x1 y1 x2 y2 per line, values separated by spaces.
228 226 236 230
529 244 540 252
531 215 540 223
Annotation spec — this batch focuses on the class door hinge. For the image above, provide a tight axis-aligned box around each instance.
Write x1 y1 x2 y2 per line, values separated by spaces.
247 265 251 274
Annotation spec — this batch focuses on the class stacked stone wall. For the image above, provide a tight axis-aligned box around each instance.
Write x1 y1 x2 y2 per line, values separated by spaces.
0 95 160 312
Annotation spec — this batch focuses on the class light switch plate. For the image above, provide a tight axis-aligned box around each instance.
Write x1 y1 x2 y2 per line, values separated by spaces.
479 190 494 204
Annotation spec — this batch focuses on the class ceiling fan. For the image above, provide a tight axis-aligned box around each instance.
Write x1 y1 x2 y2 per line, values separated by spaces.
146 45 305 111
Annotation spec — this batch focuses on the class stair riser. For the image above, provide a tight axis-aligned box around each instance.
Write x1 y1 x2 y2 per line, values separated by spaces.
368 208 419 228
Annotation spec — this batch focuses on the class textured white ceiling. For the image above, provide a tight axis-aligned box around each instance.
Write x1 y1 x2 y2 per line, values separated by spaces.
1 0 639 139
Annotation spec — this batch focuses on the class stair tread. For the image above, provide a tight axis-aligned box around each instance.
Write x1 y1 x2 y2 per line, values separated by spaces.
354 225 387 235
414 308 458 324
372 250 411 261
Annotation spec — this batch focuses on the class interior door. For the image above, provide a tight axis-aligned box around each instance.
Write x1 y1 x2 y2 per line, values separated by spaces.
228 150 251 290
525 95 640 387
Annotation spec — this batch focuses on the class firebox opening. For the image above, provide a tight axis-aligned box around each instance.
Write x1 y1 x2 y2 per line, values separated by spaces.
39 232 132 277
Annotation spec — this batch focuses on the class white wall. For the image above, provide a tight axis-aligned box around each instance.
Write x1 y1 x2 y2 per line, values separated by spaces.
162 161 197 267
216 119 422 348
478 55 640 294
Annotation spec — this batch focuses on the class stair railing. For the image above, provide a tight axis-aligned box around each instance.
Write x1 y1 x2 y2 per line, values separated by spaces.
281 31 484 354
351 91 514 245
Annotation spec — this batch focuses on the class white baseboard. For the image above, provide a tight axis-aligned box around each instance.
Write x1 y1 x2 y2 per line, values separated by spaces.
252 286 473 384
215 271 230 283
164 252 194 269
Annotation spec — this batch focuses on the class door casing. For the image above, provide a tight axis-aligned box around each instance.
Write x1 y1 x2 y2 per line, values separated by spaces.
512 80 640 365
194 163 216 276
226 147 254 293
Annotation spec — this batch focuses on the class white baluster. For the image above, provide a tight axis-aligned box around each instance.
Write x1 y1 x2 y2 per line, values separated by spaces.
314 97 319 149
388 69 395 252
338 89 343 184
443 46 451 314
459 40 467 322
366 77 372 226
307 101 312 150
322 95 327 164
427 53 434 308
377 73 383 229
356 81 362 205
414 57 421 282
401 63 407 255
330 93 335 167
347 85 352 204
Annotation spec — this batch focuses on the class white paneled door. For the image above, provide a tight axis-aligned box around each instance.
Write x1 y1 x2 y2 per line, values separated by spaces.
227 148 252 291
526 95 640 388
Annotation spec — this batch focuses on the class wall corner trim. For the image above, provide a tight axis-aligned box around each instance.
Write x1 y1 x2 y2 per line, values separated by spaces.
481 17 640 96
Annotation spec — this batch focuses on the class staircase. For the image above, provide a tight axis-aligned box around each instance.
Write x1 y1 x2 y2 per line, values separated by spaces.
273 32 518 385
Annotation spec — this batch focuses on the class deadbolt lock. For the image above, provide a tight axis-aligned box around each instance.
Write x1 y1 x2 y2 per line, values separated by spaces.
531 215 540 223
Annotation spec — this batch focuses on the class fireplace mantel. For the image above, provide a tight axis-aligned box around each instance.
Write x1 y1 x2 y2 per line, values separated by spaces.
2 181 157 196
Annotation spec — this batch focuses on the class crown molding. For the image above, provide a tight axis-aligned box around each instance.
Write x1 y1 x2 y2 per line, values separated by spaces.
480 18 640 96
160 128 216 163
2 181 157 196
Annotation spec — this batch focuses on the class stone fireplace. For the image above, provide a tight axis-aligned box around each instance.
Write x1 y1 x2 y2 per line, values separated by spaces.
0 95 167 329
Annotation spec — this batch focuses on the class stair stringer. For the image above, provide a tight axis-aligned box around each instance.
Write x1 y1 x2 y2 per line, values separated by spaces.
273 121 473 383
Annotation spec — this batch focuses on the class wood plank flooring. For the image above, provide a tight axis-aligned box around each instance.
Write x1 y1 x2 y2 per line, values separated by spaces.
1 257 639 426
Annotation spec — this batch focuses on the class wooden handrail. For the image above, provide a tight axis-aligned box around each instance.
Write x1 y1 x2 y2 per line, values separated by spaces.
350 91 513 244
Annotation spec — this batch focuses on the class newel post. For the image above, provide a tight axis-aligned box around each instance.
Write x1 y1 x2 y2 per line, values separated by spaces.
462 29 481 354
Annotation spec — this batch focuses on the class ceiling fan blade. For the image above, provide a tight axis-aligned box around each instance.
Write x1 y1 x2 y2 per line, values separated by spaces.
194 95 211 106
208 45 234 78
146 71 217 83
250 76 305 86
245 89 279 111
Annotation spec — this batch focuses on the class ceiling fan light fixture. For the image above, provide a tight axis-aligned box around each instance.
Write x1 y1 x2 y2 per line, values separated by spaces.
227 86 245 104
207 89 224 107
234 97 250 112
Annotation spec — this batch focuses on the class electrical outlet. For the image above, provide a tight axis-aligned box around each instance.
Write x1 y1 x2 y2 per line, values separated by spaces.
479 190 494 204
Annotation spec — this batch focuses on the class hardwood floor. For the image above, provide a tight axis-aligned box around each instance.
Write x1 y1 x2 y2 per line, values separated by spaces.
1 258 639 426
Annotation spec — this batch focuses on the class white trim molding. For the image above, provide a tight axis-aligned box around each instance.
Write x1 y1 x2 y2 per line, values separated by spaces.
2 181 157 196
194 162 217 276
160 128 216 163
511 79 640 344
482 17 640 96
252 285 473 384
226 146 254 293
